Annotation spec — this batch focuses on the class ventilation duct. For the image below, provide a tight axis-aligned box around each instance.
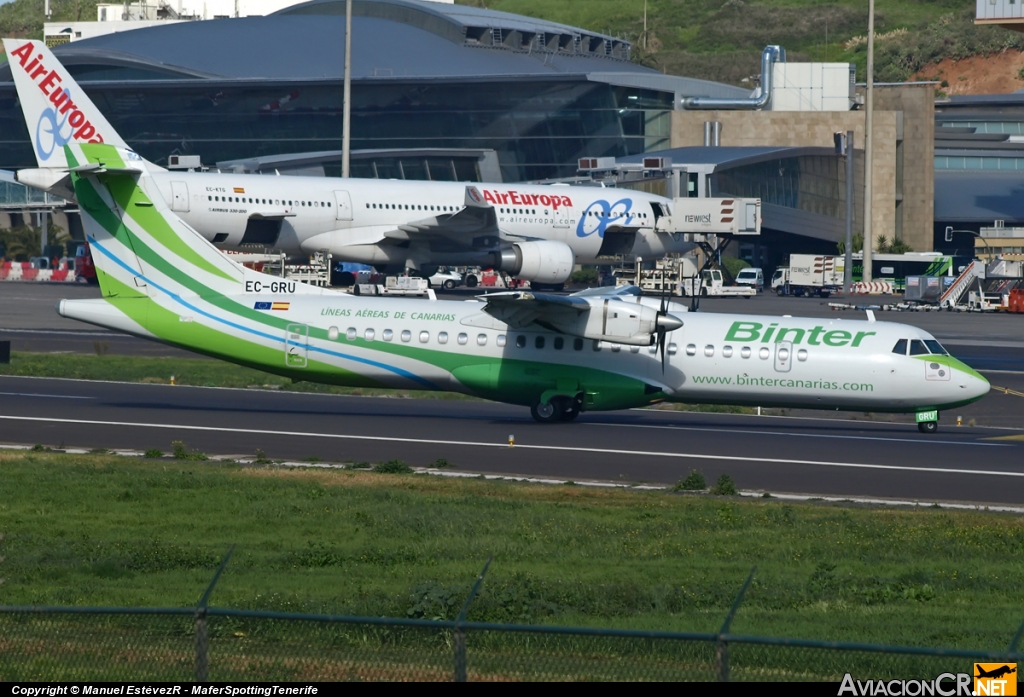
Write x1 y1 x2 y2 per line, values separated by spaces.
684 45 785 110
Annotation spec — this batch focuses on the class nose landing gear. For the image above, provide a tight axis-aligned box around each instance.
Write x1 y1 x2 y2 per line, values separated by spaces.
917 421 938 434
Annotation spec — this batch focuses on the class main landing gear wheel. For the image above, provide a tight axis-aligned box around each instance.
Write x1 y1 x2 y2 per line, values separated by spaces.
918 421 938 434
530 401 560 423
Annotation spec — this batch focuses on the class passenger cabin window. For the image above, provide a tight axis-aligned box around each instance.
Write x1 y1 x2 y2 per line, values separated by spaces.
909 340 929 356
516 335 526 348
401 330 411 343
740 346 751 359
535 336 545 349
497 335 507 347
892 339 908 355
364 329 375 341
759 347 770 360
419 331 430 344
722 346 733 358
458 333 469 345
573 338 583 351
554 337 564 350
438 331 448 344
477 334 487 346
797 349 808 361
346 328 357 341
382 329 393 342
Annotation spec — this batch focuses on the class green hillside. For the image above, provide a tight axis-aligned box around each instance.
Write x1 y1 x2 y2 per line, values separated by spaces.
0 0 97 39
458 0 1024 86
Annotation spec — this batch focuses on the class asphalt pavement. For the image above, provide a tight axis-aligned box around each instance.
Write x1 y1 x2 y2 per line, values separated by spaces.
1 375 1022 506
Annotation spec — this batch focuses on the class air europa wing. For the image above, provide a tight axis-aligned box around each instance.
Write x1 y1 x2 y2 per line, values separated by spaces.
385 186 498 244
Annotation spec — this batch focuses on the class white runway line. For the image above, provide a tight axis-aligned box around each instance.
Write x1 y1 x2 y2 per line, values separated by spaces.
587 422 1010 447
0 392 96 399
0 414 1022 479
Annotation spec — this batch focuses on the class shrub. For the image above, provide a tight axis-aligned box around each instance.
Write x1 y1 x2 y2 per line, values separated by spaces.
672 470 707 491
171 440 208 461
570 267 599 285
375 459 412 474
711 474 738 496
431 458 454 468
143 449 163 459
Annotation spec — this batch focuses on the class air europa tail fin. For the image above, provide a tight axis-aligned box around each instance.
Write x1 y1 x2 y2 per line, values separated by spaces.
67 142 324 304
3 39 129 169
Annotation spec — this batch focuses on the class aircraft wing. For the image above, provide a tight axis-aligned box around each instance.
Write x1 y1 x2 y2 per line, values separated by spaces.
382 185 499 244
249 209 296 219
479 291 591 329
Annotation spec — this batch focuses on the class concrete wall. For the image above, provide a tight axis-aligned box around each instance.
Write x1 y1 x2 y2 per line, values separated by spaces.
671 83 934 252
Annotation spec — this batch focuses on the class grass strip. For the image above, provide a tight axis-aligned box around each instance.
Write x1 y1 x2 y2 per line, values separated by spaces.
0 450 1021 650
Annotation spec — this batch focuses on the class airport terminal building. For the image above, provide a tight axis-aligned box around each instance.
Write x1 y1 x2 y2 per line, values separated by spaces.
0 0 745 183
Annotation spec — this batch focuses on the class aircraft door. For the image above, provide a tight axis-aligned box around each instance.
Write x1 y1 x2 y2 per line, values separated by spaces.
552 206 570 229
334 191 353 221
170 181 189 213
285 323 308 368
774 341 793 373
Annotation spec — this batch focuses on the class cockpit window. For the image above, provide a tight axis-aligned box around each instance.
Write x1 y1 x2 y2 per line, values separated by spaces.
892 339 908 355
924 340 948 355
909 340 930 356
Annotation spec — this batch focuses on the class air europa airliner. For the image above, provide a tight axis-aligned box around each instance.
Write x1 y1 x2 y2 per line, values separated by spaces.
5 39 692 285
57 142 989 431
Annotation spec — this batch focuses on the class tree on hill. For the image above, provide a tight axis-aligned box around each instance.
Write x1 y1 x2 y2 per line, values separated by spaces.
0 0 98 41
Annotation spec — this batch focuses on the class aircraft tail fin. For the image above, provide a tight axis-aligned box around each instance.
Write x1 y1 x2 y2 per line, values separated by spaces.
3 39 130 169
67 142 324 304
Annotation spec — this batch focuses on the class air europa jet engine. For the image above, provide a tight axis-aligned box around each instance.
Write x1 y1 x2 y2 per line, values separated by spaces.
493 240 574 284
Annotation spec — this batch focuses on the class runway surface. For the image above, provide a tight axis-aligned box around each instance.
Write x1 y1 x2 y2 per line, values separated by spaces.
2 375 1022 506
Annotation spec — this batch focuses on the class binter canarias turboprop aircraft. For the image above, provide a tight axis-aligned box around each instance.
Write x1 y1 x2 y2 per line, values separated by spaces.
4 38 692 285
58 142 989 430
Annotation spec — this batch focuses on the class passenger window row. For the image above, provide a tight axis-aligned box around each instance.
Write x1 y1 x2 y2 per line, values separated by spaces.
208 196 329 208
685 344 809 361
331 327 503 347
368 203 460 212
891 339 949 356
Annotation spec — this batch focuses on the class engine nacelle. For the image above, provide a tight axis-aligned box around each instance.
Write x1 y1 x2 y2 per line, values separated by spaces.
494 241 574 284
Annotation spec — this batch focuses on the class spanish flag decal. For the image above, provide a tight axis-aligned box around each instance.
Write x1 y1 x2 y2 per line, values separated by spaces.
233 187 245 194
254 302 290 311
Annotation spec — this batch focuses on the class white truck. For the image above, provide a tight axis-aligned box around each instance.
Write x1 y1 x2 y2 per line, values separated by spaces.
682 269 756 298
354 275 436 298
772 254 845 297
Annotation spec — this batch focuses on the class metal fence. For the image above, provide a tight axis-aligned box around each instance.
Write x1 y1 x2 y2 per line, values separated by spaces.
1 557 1021 682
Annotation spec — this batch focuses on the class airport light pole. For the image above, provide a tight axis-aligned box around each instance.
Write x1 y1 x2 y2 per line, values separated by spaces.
862 0 875 283
342 0 352 178
842 130 854 294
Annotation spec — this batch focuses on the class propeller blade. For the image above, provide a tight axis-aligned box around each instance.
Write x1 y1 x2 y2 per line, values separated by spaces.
659 328 667 373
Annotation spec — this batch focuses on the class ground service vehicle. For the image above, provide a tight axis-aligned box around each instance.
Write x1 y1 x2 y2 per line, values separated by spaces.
682 269 756 298
735 267 764 292
775 255 845 297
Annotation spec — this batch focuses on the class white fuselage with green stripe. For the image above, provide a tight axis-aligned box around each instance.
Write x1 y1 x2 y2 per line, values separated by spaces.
58 143 990 419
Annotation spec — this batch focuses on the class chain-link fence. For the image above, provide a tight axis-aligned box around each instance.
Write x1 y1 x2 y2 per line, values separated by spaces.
2 558 1021 682
3 608 1021 682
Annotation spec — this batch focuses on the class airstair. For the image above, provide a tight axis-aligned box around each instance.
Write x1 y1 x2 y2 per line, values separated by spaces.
939 260 984 309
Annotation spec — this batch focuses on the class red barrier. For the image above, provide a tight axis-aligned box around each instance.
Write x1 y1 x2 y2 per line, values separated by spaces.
1009 289 1024 314
21 268 38 281
51 270 68 282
